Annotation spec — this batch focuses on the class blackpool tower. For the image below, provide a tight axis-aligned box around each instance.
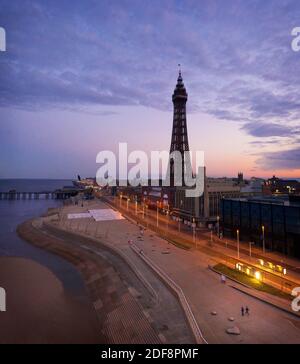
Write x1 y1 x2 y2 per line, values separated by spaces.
169 66 192 187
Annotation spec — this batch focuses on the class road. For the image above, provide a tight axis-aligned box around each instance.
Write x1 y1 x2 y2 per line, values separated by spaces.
107 196 300 293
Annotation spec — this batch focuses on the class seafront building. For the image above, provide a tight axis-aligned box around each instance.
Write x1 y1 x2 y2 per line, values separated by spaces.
221 195 300 258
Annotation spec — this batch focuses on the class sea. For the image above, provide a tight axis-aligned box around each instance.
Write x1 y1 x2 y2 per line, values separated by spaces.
0 179 86 296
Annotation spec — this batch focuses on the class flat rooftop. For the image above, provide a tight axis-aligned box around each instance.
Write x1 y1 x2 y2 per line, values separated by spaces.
223 195 300 207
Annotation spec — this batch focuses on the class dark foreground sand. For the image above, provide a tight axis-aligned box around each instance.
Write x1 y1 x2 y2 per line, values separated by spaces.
0 257 102 343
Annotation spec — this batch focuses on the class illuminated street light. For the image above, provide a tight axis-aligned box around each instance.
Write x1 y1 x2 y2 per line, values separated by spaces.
255 271 261 281
249 241 254 258
262 225 265 255
237 229 240 259
143 198 146 218
281 260 287 292
166 209 169 232
192 217 196 246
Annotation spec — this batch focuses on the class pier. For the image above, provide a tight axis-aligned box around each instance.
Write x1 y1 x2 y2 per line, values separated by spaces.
0 188 80 201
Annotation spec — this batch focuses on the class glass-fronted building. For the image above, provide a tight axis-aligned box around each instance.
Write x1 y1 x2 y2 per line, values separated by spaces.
221 195 300 258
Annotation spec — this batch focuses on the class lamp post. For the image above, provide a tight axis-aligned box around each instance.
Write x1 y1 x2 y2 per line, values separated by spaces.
146 205 148 227
156 201 159 227
166 210 169 232
280 259 287 292
135 200 138 215
249 241 254 259
178 217 181 232
217 215 220 238
237 229 240 259
192 217 196 245
262 225 265 256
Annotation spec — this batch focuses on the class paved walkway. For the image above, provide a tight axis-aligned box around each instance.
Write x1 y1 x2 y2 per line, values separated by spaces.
113 196 300 275
18 219 164 344
107 196 300 293
56 199 300 344
41 218 194 343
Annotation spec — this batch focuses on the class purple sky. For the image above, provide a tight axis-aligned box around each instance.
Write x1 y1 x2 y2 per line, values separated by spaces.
0 0 300 179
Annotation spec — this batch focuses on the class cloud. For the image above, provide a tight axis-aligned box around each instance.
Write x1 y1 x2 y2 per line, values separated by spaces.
241 122 297 138
1 0 300 173
0 0 299 116
256 147 300 170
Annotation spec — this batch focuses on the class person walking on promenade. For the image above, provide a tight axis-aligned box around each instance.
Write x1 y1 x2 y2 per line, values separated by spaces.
241 306 245 316
245 306 249 316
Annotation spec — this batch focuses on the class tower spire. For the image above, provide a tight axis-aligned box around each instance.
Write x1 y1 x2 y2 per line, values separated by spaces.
169 68 191 187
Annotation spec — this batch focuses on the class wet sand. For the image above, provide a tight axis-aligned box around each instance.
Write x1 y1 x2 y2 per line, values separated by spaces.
0 257 102 343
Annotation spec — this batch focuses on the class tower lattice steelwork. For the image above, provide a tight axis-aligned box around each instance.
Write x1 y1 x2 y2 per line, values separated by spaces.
169 68 191 187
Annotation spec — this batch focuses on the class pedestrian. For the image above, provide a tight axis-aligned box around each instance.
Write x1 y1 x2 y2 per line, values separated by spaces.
241 306 244 316
245 306 249 316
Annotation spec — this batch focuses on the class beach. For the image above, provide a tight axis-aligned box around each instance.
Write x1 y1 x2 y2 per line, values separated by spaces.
0 256 102 344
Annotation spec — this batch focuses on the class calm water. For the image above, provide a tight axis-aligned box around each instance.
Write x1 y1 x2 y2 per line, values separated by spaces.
0 179 74 192
0 179 86 296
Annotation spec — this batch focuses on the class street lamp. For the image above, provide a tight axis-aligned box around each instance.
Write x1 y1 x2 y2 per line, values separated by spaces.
249 241 254 258
156 201 159 227
217 215 220 238
143 198 146 218
166 209 169 232
135 200 138 215
237 229 240 259
146 205 148 227
280 259 287 292
262 225 265 255
192 217 196 245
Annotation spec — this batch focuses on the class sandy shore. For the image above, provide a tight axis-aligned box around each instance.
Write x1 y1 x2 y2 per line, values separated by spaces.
15 215 165 344
0 256 102 344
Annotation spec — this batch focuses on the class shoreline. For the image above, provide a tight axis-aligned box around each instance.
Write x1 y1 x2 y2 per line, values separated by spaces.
0 255 101 344
15 215 165 344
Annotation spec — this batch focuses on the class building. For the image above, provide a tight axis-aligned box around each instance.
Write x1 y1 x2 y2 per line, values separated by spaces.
114 71 265 226
173 176 243 224
264 175 300 195
205 177 242 218
241 177 264 195
168 67 192 189
221 195 300 258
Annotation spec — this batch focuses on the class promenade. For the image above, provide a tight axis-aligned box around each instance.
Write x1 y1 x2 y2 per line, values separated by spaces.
19 211 193 344
108 196 300 293
50 198 300 344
